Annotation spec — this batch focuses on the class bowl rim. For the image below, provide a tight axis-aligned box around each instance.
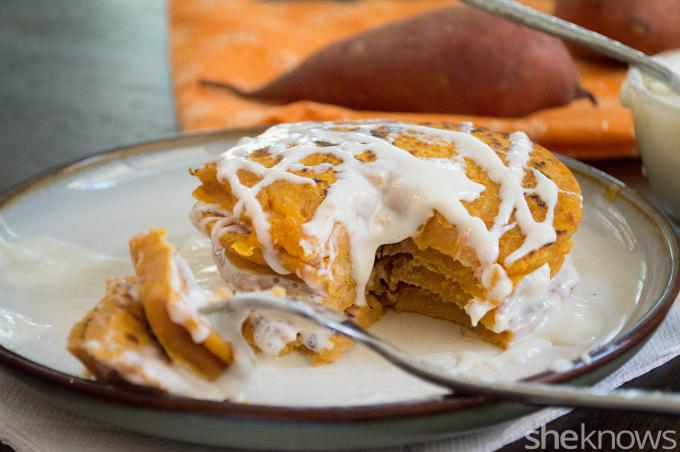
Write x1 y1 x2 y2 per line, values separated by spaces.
0 128 677 422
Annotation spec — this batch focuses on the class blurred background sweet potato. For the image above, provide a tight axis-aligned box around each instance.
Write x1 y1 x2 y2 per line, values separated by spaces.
170 0 639 158
204 5 590 117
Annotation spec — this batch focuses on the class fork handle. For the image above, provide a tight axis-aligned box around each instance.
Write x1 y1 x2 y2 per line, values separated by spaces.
205 294 680 415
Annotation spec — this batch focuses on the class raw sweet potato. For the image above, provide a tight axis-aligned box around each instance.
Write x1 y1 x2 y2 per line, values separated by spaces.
555 0 680 58
203 5 589 118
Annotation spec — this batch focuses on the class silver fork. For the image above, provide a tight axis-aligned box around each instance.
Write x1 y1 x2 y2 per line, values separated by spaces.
461 0 680 94
202 293 680 415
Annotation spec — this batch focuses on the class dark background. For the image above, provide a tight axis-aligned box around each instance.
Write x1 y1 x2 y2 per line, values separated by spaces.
0 1 679 451
0 0 174 193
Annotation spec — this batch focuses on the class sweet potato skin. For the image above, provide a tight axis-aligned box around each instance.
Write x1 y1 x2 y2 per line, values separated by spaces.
555 0 680 58
213 5 584 118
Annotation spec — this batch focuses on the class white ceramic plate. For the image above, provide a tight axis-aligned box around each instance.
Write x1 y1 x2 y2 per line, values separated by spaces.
0 130 677 449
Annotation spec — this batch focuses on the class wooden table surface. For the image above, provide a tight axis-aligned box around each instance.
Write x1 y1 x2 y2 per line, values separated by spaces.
0 1 678 451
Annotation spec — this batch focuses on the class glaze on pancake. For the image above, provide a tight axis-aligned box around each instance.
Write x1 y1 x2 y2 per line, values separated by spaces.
191 121 582 352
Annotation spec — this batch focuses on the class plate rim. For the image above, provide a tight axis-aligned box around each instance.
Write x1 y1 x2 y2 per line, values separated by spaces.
0 128 677 422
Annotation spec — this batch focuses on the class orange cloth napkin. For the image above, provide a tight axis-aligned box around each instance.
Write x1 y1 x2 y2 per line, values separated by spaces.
169 0 635 159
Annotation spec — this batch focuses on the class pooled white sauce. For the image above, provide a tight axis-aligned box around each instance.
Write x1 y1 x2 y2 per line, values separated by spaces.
198 121 578 307
0 236 126 289
0 224 641 404
492 256 579 336
88 342 226 400
549 358 575 373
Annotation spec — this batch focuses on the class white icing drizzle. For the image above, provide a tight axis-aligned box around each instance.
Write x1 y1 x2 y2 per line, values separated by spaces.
464 253 578 332
491 255 579 335
458 121 474 133
249 313 299 356
204 121 569 307
465 300 496 327
84 341 225 399
248 309 334 356
167 254 215 343
189 203 232 237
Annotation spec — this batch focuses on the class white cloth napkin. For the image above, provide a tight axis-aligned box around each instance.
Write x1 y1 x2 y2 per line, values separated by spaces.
2 297 679 452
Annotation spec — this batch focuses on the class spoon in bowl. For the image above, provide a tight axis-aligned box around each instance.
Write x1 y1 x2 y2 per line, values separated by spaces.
202 293 680 415
461 0 680 94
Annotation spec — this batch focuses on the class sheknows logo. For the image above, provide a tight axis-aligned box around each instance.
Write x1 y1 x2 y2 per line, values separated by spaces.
525 424 677 450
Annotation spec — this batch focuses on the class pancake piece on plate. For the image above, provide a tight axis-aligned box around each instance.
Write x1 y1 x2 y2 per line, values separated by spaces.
68 228 343 393
68 229 237 395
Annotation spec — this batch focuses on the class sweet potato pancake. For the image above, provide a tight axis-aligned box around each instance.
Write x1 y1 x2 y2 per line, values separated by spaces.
191 120 582 355
68 229 233 385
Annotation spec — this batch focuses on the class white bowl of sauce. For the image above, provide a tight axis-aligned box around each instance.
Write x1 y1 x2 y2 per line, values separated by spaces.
621 49 680 223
